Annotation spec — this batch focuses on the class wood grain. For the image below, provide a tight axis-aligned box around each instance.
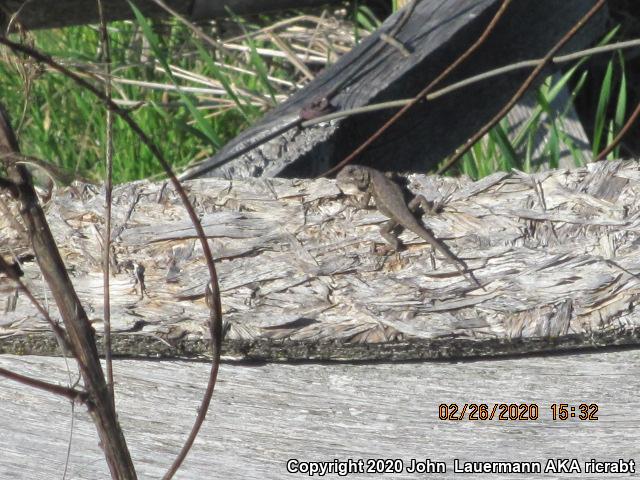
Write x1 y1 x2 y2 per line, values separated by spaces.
3 160 640 360
0 351 638 478
181 0 606 179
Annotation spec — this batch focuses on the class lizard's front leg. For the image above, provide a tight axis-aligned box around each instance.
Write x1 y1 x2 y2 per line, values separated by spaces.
352 191 371 209
380 219 401 250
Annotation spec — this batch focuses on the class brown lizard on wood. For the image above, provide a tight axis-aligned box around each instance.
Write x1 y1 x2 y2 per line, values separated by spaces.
336 164 482 288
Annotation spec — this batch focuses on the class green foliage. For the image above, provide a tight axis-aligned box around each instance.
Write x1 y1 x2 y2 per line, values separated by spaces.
457 27 630 179
0 11 632 185
130 2 222 149
596 51 627 159
353 2 380 43
0 12 290 183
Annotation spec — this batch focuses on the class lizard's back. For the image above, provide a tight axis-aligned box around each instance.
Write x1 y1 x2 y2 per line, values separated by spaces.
369 169 424 232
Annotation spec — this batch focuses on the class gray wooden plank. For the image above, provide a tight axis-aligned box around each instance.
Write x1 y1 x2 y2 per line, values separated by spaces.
181 0 606 179
0 351 638 478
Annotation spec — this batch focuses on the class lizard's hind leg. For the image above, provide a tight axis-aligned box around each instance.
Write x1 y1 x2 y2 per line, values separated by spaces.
408 194 437 214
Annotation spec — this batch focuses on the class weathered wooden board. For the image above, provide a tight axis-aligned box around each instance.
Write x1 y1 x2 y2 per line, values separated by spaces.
1 0 344 31
0 351 638 478
2 160 640 360
180 0 606 180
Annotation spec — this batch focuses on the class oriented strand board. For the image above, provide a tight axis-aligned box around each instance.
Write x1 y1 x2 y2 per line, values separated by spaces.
2 160 640 360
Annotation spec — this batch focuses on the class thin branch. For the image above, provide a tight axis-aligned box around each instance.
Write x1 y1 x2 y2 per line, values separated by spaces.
162 281 219 480
0 31 222 480
431 38 640 100
97 0 115 408
0 104 137 478
1 180 80 480
0 366 88 403
596 99 640 161
301 38 640 128
61 401 77 480
320 0 514 177
10 151 92 184
437 0 607 174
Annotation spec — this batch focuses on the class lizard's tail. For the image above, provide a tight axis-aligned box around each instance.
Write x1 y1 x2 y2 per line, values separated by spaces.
449 259 483 290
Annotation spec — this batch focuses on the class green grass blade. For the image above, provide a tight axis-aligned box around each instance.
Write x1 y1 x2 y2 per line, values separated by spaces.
224 8 278 105
592 58 614 155
614 53 628 129
546 120 561 169
610 51 628 158
129 2 222 148
193 41 252 120
355 5 381 31
489 122 519 171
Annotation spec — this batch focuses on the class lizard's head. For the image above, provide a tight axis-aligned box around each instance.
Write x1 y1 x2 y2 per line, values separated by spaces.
335 165 370 195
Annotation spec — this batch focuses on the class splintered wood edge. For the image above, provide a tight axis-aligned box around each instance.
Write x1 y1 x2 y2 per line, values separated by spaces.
5 159 640 361
2 327 639 362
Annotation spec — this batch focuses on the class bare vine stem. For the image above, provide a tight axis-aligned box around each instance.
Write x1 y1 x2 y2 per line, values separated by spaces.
595 99 640 161
319 0 514 177
0 35 223 479
437 0 607 174
97 0 115 407
302 39 640 128
0 366 88 403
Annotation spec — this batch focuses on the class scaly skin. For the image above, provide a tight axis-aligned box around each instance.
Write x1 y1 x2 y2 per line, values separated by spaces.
336 164 482 288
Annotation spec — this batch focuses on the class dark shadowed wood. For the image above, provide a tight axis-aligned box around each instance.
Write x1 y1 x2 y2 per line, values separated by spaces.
3 160 640 361
1 0 343 31
0 352 639 478
180 0 606 180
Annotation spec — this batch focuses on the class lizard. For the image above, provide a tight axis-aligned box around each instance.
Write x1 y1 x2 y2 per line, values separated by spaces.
335 164 482 289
